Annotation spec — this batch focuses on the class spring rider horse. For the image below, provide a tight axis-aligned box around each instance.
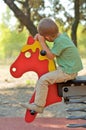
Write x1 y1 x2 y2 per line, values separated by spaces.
10 36 86 128
10 36 62 123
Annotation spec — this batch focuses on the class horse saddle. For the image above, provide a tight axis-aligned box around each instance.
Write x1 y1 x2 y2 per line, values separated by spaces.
58 76 86 98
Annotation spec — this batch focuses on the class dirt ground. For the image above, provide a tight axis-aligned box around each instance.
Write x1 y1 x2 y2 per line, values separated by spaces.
0 59 86 118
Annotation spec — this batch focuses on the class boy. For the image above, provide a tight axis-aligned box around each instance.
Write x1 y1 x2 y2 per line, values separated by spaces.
21 18 83 113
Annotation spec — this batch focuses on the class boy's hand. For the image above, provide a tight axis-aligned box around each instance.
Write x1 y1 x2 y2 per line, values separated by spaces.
34 34 45 43
34 34 55 59
34 33 39 41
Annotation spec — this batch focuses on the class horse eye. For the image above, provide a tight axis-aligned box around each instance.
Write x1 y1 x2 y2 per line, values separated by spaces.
25 52 31 58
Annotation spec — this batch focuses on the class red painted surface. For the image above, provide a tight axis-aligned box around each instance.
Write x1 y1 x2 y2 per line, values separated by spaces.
0 117 85 130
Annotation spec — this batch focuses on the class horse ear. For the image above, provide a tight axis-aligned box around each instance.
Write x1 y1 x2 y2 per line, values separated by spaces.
27 36 35 45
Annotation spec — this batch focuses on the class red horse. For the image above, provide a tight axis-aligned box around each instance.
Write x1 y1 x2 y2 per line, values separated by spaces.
10 36 62 123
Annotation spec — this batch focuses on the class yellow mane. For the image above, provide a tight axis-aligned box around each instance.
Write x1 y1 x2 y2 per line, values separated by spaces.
21 40 56 72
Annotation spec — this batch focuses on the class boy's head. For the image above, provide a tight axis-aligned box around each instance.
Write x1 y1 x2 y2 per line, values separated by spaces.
37 18 59 41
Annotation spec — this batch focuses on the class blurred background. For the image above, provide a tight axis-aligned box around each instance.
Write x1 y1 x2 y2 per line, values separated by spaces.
0 0 86 64
0 0 86 117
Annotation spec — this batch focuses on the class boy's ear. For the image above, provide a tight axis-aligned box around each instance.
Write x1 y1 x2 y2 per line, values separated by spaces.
45 36 50 40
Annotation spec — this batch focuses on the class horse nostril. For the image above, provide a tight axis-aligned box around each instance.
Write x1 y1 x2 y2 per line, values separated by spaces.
12 67 16 72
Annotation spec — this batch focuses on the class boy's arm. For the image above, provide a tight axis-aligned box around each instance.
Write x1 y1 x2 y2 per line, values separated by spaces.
34 34 55 59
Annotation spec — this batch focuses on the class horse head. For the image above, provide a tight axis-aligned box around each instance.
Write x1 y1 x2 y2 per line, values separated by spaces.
10 36 56 78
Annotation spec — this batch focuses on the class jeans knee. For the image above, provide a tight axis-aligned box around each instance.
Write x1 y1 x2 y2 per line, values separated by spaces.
38 75 49 86
39 75 46 82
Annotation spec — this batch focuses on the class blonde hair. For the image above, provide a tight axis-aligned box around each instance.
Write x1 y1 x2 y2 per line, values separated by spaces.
37 18 59 37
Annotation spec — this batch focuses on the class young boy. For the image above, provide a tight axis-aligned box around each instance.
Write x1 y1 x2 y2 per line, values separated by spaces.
21 18 83 113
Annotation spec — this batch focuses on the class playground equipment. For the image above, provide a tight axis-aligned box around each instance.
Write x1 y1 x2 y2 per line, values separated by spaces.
10 36 86 128
58 75 86 128
10 36 62 123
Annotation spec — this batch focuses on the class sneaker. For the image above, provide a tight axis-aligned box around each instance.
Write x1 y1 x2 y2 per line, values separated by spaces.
19 103 44 113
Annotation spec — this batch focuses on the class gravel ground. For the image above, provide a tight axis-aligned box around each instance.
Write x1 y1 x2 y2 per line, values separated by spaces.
0 59 86 118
